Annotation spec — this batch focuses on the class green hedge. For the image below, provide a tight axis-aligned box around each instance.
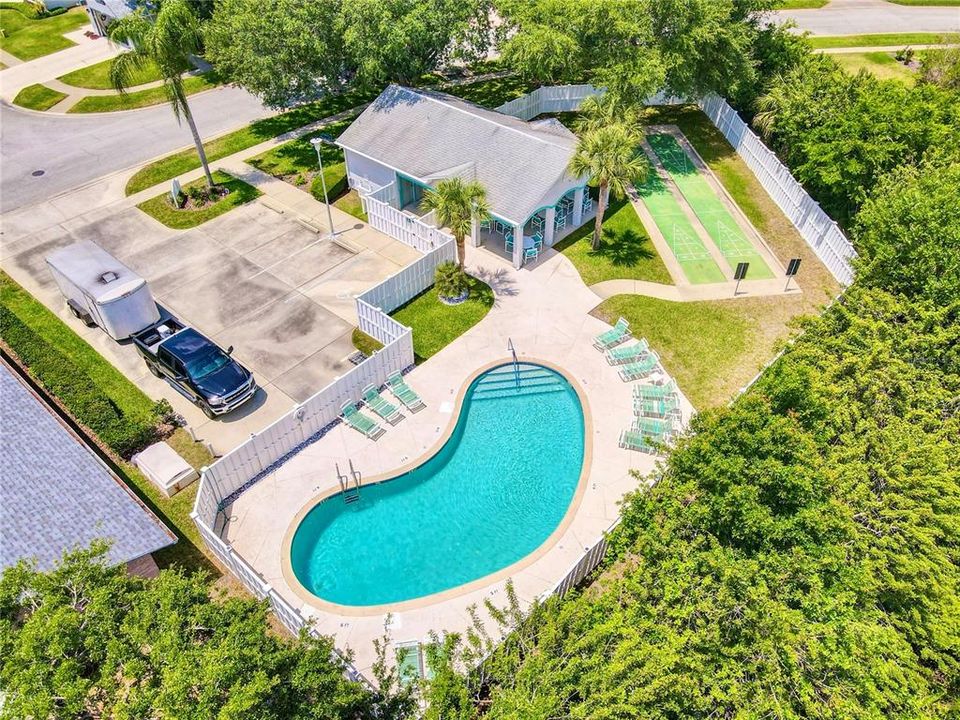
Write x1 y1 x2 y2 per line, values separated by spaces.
0 305 164 457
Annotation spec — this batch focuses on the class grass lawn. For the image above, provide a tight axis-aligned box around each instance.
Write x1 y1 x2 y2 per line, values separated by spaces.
58 55 163 89
831 51 919 82
773 0 828 7
0 271 216 575
0 5 87 61
138 171 260 229
335 189 367 222
599 105 842 408
554 195 673 286
12 83 67 111
392 274 495 362
124 75 536 197
808 32 960 49
68 73 217 113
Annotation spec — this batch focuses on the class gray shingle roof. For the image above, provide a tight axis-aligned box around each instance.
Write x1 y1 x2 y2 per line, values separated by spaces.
336 84 585 224
0 361 175 572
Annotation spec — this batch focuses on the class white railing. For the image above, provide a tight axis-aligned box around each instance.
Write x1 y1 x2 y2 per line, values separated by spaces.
362 188 454 254
496 84 601 120
497 86 856 286
698 94 856 285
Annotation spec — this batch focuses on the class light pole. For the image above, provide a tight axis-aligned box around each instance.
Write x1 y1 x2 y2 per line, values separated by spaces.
310 136 337 239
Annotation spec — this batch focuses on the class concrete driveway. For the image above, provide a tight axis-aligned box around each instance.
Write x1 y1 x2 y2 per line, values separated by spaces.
773 0 960 35
1 199 419 453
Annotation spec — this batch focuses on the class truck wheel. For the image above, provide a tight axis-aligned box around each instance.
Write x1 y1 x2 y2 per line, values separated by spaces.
147 362 162 378
201 404 217 420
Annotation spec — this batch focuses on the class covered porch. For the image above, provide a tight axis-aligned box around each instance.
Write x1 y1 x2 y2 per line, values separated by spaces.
472 186 597 268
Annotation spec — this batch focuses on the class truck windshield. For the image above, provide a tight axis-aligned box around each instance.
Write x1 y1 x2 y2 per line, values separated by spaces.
185 349 231 380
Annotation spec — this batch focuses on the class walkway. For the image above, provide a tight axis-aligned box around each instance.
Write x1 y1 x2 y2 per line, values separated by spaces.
224 241 694 678
773 0 960 35
817 43 960 54
0 31 121 100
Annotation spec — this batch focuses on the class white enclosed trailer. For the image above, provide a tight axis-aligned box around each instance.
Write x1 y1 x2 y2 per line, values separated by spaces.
46 241 160 341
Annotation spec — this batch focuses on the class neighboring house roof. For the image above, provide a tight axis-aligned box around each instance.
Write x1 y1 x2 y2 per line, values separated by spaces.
336 84 585 225
0 360 175 572
86 0 137 20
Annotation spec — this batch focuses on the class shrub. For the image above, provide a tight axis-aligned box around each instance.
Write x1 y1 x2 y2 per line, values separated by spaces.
434 261 468 300
0 306 162 457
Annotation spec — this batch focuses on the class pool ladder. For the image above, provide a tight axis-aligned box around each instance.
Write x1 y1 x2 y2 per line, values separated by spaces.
507 338 520 389
336 460 362 504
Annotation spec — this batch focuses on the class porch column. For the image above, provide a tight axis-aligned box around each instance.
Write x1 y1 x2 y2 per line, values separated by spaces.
512 222 524 269
544 207 556 247
470 217 480 247
572 187 584 227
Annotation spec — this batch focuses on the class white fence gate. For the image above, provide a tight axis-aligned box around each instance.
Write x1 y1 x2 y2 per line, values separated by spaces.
360 182 454 254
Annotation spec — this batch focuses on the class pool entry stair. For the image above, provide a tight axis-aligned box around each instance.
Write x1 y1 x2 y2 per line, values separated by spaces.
471 363 569 401
336 461 362 504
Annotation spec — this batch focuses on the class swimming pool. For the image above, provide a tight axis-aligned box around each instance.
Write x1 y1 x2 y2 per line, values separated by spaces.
288 362 586 608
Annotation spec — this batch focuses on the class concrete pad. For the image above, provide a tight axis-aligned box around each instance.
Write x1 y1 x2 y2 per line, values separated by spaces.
300 251 405 323
0 203 70 244
212 292 352 382
122 228 224 297
200 202 292 255
247 229 356 288
157 254 290 335
271 331 358 402
66 207 173 257
3 227 76 290
378 241 423 267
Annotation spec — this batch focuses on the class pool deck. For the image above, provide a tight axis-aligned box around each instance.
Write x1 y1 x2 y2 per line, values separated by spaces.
223 243 694 677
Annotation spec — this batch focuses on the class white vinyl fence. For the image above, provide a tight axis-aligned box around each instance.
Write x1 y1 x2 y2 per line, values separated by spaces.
361 182 454 254
496 84 601 120
358 240 458 316
698 94 856 285
497 85 856 286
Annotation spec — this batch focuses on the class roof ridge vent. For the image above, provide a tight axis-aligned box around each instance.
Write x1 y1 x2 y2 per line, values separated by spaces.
99 271 120 284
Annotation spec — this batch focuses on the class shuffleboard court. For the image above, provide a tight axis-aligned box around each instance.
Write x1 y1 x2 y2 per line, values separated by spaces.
647 134 774 280
635 157 726 285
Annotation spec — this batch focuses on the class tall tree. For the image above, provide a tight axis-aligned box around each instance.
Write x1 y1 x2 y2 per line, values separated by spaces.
567 124 646 250
205 0 346 109
110 0 215 188
419 178 490 271
0 544 414 719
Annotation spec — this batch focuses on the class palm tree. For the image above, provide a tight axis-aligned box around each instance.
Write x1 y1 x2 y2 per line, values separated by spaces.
574 92 639 135
420 178 490 271
568 124 646 250
109 0 214 189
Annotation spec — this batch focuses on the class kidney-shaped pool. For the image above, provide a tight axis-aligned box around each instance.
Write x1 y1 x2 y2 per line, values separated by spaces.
288 362 586 607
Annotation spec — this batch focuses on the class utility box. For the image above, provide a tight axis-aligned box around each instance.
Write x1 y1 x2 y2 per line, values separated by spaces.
132 441 199 497
46 241 160 341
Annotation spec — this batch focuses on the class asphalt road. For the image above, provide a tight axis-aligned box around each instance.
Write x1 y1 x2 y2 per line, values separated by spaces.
774 0 960 35
0 85 272 213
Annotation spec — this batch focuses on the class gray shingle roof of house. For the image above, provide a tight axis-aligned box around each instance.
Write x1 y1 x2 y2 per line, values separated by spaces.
336 84 585 224
86 0 137 20
0 361 175 572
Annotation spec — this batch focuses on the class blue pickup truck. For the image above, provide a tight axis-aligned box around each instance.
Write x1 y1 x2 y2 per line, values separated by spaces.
133 317 257 419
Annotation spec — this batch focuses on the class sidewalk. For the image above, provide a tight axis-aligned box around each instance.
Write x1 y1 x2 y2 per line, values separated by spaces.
0 32 121 100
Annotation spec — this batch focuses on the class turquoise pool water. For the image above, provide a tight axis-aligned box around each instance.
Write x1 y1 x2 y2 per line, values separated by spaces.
290 363 585 606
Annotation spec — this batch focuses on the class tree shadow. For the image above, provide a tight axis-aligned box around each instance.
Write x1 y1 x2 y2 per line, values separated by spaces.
472 266 519 301
589 228 657 268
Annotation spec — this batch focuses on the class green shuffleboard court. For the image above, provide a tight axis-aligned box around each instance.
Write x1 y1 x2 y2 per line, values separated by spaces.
647 133 774 280
635 157 726 284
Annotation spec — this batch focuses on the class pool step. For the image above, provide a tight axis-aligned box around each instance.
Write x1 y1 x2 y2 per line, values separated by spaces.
472 385 569 402
472 368 569 401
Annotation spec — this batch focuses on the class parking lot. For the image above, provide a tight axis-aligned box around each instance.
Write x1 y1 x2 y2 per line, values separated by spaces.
2 198 420 453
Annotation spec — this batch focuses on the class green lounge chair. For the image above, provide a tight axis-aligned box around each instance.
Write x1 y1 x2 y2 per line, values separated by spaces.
605 338 650 365
634 416 678 442
633 379 679 403
618 351 660 381
619 428 657 453
387 372 425 411
593 317 630 351
634 394 680 419
340 402 384 439
362 384 402 424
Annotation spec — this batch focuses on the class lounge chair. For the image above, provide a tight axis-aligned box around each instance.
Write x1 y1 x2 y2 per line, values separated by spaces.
619 428 657 453
634 394 680 419
633 379 679 403
387 372 425 411
340 402 384 439
362 384 402 424
634 415 678 442
593 317 630 351
618 351 660 381
605 338 650 365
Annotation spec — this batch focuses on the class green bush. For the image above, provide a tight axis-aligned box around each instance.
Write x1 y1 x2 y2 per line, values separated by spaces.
434 261 469 299
0 306 162 457
0 1 42 18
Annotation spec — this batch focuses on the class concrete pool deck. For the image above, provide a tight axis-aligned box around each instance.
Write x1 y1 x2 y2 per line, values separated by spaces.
223 242 694 676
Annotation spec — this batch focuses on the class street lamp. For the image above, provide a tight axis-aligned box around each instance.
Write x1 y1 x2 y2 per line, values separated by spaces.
310 135 337 239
